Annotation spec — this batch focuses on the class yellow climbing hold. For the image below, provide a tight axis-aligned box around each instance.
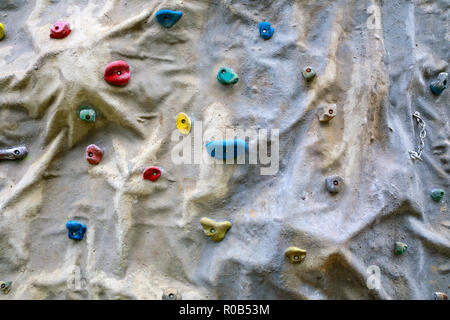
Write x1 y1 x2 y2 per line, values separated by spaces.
200 217 232 242
176 112 192 135
285 247 307 263
0 23 5 40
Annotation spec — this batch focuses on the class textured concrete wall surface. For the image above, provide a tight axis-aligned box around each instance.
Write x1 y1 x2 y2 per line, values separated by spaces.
0 0 448 299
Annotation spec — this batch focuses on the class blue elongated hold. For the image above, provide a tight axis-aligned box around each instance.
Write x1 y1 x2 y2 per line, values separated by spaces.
206 139 248 160
155 9 183 28
66 221 87 240
259 22 274 40
430 72 448 95
217 67 239 85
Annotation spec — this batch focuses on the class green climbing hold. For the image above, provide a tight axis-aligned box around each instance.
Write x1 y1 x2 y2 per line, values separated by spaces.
394 241 408 255
217 67 239 85
431 189 445 202
79 107 96 122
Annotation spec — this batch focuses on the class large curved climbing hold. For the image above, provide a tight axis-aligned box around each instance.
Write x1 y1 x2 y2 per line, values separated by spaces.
79 106 96 122
0 22 5 40
430 72 448 95
317 104 337 122
325 175 343 193
200 217 231 242
66 221 87 240
0 145 28 160
86 144 103 165
259 22 274 40
162 288 182 300
176 112 192 135
433 292 448 300
155 9 183 28
431 189 445 202
394 241 408 255
50 21 71 39
284 247 307 264
205 139 247 160
217 67 239 85
0 281 12 294
143 166 162 182
302 66 316 81
104 60 130 86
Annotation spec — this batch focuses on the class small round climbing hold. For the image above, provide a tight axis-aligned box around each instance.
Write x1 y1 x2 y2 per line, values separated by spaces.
66 221 87 240
206 139 248 160
0 145 28 160
0 281 12 294
200 217 231 242
317 104 337 122
325 175 343 193
430 72 448 95
79 106 96 122
394 241 408 255
0 22 5 40
50 21 71 39
433 292 448 300
217 67 239 85
302 66 316 81
431 189 445 202
85 144 103 165
143 166 162 182
258 22 274 40
104 60 130 86
284 247 307 264
176 112 192 135
155 9 183 28
162 288 182 300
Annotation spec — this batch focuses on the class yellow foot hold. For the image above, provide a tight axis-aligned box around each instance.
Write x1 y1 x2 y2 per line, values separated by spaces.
284 247 306 263
176 112 192 135
162 288 182 300
200 217 232 242
0 23 5 40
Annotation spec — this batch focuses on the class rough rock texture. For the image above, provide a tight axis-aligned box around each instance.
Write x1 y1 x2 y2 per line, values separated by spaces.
0 0 449 300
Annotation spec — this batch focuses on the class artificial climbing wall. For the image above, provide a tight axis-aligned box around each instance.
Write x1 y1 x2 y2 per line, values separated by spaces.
0 0 449 300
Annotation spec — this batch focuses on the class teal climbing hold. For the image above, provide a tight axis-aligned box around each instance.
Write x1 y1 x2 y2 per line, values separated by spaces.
217 67 239 85
394 241 408 255
156 9 183 28
431 189 445 202
430 72 448 95
79 106 96 122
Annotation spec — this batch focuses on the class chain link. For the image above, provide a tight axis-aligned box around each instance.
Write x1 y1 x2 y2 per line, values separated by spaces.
409 111 426 161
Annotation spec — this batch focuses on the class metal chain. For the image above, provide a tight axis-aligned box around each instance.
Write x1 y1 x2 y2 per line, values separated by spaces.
409 111 426 161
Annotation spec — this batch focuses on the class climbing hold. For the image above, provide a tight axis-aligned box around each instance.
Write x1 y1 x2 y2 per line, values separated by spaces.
104 60 130 86
217 67 239 85
155 9 183 28
79 106 96 122
0 22 5 40
431 189 445 202
0 145 28 160
143 166 162 182
200 217 231 242
302 67 316 81
86 144 103 165
66 221 87 240
284 247 307 264
162 288 182 300
206 139 247 160
433 292 448 300
430 72 448 95
259 22 274 40
317 104 337 122
0 281 12 294
176 112 192 135
325 175 343 193
50 21 71 39
394 241 408 255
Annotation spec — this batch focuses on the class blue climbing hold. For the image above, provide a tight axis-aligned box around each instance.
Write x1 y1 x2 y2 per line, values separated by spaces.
66 221 87 240
258 22 274 40
430 72 448 95
206 139 248 160
155 9 183 28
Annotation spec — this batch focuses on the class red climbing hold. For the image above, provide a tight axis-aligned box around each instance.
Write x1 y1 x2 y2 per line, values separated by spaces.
104 60 130 86
50 21 71 39
86 144 103 165
143 166 161 182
